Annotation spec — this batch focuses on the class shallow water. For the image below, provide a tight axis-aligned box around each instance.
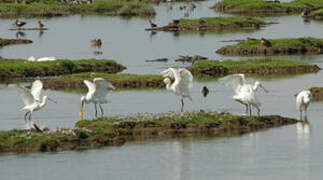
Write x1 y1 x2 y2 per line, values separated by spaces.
1 0 323 179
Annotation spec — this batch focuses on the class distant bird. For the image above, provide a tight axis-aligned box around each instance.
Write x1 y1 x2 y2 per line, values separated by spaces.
231 74 268 116
301 9 310 17
12 19 26 28
15 31 25 38
15 80 56 130
149 20 157 28
38 20 44 28
161 68 193 112
261 37 272 48
201 86 209 98
91 38 102 47
296 90 312 120
27 56 56 62
246 37 257 41
172 19 180 25
80 78 115 120
199 19 206 26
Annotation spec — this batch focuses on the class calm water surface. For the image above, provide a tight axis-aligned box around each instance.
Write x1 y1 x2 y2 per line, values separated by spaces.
1 0 323 179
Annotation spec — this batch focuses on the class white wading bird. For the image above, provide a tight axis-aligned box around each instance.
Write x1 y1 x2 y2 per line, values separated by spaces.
296 90 312 120
231 74 268 116
80 78 115 120
15 80 56 130
161 67 193 112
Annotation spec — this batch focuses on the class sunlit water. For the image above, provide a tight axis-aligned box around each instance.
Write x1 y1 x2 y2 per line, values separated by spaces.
1 0 323 179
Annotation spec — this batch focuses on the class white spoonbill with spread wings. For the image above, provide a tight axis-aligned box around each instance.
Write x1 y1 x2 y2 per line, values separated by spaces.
232 74 268 116
80 78 115 120
296 90 312 120
16 80 56 129
161 67 193 112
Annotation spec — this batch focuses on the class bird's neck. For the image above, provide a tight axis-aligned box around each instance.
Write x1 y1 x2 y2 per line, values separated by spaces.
253 83 260 91
39 98 48 108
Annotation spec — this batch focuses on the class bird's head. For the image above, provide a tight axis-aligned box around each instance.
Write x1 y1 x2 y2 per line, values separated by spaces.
254 81 269 93
44 96 57 103
163 78 171 85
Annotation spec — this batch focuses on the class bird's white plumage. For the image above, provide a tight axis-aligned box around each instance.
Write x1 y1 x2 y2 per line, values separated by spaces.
83 78 114 104
31 80 43 101
232 74 246 95
161 67 193 99
161 67 193 112
296 90 312 110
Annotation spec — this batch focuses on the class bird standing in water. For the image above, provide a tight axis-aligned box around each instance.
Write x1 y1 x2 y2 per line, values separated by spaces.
161 68 193 112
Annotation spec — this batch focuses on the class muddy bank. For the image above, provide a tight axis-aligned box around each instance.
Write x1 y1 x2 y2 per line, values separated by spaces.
146 17 266 32
212 0 323 15
310 87 323 101
43 72 164 90
0 59 125 81
0 111 299 153
0 38 32 47
188 59 320 77
307 9 323 20
216 37 323 56
0 1 155 18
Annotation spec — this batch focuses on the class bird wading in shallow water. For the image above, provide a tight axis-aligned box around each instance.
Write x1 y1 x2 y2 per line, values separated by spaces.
231 74 268 116
161 68 193 112
80 78 115 120
12 19 26 28
296 90 312 120
15 80 56 131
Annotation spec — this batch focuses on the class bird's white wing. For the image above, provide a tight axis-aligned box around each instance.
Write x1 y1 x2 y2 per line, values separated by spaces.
31 80 43 101
15 85 35 106
161 68 180 80
176 68 193 98
232 74 246 94
84 80 96 95
93 78 114 98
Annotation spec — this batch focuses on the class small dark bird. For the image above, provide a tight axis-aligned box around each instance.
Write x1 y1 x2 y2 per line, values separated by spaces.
202 86 209 98
261 37 272 48
91 38 102 47
149 20 157 28
15 31 25 38
301 9 310 17
199 19 206 26
13 19 26 28
173 19 180 25
38 20 44 28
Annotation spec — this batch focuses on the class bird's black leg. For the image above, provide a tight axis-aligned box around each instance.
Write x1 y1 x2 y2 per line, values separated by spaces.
249 105 252 116
94 103 98 118
28 113 32 121
256 107 260 117
244 104 248 115
181 98 184 112
300 110 303 121
99 104 104 117
24 111 30 123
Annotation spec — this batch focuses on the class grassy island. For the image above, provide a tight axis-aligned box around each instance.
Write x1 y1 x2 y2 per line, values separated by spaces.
0 38 32 47
43 72 164 90
0 58 125 81
216 37 323 56
0 0 155 18
0 111 299 153
145 17 266 32
212 0 323 15
188 58 320 77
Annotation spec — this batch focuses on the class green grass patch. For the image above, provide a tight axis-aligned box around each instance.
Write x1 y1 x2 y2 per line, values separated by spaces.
192 58 310 69
0 0 155 18
178 16 265 26
0 58 125 80
212 0 323 14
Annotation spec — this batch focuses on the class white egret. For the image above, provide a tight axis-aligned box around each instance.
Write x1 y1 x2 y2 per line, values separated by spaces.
231 74 268 116
80 78 115 120
15 80 56 130
161 68 193 112
296 90 312 120
27 56 56 62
